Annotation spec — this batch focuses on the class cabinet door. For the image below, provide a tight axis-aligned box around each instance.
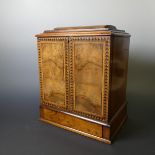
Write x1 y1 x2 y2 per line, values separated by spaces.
38 37 69 110
69 36 110 121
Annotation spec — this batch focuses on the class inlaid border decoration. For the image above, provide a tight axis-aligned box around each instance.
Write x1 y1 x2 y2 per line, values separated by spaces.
37 37 69 111
69 36 111 122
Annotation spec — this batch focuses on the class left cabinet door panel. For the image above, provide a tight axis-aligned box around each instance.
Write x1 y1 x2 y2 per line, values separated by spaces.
38 38 69 110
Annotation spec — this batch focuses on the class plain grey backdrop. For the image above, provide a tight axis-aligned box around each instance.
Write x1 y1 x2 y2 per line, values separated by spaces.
0 0 155 154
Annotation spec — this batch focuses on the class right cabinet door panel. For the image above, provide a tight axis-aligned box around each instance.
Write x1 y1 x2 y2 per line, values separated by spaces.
69 36 110 121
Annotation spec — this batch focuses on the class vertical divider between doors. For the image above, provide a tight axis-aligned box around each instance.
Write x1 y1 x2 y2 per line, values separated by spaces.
65 37 70 110
67 36 74 111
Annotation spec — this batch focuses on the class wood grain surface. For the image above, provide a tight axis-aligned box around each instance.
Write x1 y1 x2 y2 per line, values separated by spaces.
73 42 103 115
40 107 103 138
40 41 66 107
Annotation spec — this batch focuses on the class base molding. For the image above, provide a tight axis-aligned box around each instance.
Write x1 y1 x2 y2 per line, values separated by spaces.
40 104 127 144
40 118 112 144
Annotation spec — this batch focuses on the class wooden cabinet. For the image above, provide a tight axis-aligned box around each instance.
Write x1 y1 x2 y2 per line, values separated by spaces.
36 25 130 144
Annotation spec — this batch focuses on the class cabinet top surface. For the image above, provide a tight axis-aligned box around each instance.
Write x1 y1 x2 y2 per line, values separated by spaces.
35 25 130 37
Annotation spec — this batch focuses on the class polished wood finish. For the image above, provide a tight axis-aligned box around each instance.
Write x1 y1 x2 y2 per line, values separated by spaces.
109 36 130 120
36 25 130 144
40 41 66 107
40 107 103 138
73 41 103 115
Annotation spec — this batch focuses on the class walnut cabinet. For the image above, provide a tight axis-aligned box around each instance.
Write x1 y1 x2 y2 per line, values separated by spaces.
35 25 130 144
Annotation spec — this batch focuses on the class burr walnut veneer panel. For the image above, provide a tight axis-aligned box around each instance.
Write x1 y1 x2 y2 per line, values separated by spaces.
40 41 67 108
73 42 103 115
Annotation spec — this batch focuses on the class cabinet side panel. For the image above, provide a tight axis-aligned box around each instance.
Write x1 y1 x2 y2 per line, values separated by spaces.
40 41 66 107
109 36 130 120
